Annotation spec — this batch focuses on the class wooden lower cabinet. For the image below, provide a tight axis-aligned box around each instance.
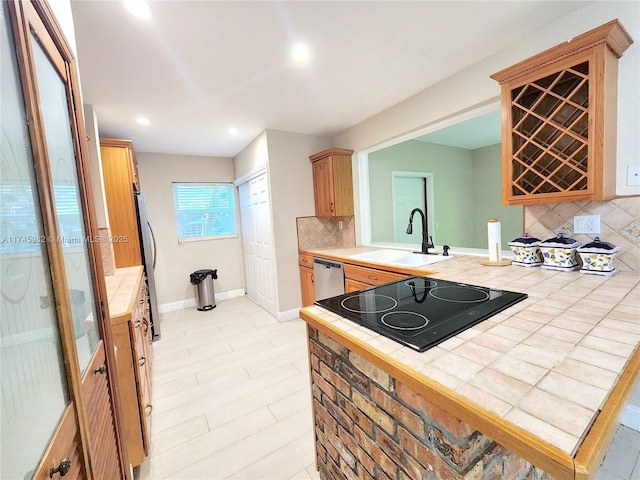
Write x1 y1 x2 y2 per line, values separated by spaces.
33 407 85 480
30 341 124 480
343 264 407 288
345 278 371 293
110 272 153 467
299 253 411 299
83 342 124 479
299 254 315 307
133 290 153 448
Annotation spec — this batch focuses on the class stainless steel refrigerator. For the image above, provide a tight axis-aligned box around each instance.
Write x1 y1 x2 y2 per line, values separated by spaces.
134 192 161 341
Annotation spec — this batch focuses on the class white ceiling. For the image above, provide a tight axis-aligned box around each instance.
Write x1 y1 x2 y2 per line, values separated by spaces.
70 0 587 158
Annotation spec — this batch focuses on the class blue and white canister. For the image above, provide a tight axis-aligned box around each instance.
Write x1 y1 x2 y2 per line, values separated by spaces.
577 237 620 276
508 233 543 267
539 233 582 271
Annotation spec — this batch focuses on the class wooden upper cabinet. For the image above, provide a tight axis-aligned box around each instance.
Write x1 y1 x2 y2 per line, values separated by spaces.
309 148 355 217
100 138 142 267
491 20 633 205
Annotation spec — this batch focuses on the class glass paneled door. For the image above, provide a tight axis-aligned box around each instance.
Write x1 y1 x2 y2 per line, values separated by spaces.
28 10 124 477
30 5 101 378
1 3 73 477
2 1 125 478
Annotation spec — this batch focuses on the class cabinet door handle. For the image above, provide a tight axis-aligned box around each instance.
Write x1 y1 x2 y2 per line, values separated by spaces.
142 318 149 335
330 202 334 213
93 364 107 375
139 356 146 367
367 275 378 280
145 404 153 417
49 458 71 478
311 274 314 283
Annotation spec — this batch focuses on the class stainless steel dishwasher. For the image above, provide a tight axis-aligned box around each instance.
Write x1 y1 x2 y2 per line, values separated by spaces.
313 258 345 301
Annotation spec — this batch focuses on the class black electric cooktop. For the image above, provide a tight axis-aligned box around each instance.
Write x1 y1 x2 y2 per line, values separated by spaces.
315 276 527 352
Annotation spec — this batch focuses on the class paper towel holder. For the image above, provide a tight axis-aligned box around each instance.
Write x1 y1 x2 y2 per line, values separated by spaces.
480 218 512 266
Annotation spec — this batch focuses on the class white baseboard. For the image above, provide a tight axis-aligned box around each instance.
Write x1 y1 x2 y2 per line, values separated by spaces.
158 298 196 313
158 288 245 313
277 307 302 322
216 288 246 302
158 291 303 325
621 404 640 432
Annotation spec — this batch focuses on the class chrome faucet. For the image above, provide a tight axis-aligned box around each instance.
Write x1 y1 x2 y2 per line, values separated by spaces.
406 208 436 255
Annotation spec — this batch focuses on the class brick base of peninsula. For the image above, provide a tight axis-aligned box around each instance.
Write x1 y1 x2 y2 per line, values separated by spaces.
307 326 553 480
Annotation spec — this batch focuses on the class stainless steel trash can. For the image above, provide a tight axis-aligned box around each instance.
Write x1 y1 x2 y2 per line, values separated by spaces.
189 269 218 311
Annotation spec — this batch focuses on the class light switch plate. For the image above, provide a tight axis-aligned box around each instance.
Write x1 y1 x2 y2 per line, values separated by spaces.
628 164 640 186
574 215 600 234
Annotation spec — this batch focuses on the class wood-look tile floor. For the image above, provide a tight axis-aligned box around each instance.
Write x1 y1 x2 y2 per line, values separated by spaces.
138 297 318 480
138 296 639 480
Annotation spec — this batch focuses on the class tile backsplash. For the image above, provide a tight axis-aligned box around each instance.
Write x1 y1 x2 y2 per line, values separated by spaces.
523 196 640 272
296 198 640 272
296 216 356 250
98 227 115 276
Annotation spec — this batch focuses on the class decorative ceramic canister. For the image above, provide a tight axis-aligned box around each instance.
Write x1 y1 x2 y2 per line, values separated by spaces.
577 237 620 276
508 233 543 267
539 233 582 271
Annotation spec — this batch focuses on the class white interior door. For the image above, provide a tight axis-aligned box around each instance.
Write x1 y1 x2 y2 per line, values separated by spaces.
238 172 277 317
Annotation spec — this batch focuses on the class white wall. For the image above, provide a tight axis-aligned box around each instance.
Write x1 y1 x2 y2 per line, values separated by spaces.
137 152 244 305
234 131 269 180
49 0 76 56
265 130 330 313
332 1 639 197
233 130 329 317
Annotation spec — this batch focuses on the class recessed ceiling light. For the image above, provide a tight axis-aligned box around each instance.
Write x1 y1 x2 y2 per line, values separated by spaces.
292 43 310 64
228 127 239 136
123 0 152 20
137 117 150 126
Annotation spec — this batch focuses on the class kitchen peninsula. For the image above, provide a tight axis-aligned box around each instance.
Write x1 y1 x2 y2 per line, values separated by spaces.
299 248 639 480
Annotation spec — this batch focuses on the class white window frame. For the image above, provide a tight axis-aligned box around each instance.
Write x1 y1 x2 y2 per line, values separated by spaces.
172 182 238 243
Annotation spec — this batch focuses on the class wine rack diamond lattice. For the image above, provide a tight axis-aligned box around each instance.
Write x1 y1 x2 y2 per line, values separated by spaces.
510 62 589 196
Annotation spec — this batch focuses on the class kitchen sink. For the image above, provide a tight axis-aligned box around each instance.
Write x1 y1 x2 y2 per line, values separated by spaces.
349 249 453 267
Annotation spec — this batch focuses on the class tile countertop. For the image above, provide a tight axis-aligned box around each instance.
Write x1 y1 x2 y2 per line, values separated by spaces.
104 266 144 325
299 246 640 478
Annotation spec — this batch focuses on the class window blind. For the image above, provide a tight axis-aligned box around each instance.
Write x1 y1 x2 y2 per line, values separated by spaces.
172 182 237 242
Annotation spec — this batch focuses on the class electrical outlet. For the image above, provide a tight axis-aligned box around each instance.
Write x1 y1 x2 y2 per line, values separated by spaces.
574 215 600 234
628 164 640 186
